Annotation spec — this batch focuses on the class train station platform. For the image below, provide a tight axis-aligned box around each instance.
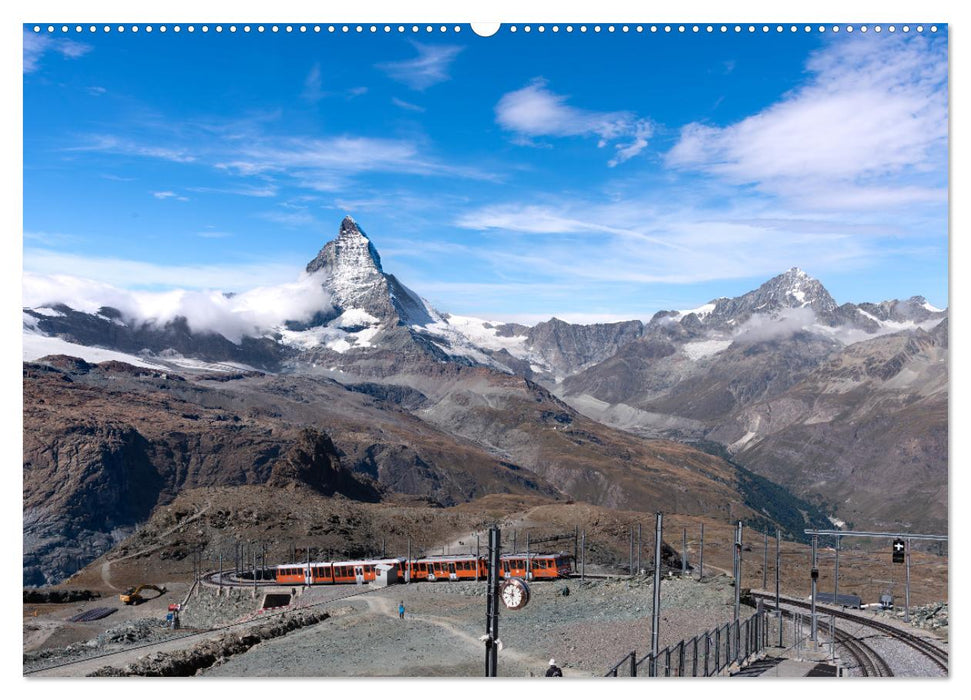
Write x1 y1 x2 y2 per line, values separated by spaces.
733 648 842 677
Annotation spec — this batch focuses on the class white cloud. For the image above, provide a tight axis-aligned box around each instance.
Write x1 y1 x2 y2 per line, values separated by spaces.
378 42 463 90
392 97 426 112
495 79 653 166
196 231 233 238
22 271 334 344
733 307 818 343
152 191 189 201
302 63 325 102
215 135 497 183
71 135 196 163
258 210 318 227
23 31 91 73
187 185 278 198
454 198 895 286
666 34 947 209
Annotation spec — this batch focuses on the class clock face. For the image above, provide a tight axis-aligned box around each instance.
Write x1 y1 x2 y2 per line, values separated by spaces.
500 578 530 610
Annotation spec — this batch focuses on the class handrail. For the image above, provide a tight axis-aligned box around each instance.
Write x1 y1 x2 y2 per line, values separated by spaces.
606 609 767 678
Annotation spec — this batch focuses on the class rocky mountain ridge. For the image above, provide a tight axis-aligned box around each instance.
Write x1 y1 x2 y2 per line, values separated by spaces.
22 216 948 584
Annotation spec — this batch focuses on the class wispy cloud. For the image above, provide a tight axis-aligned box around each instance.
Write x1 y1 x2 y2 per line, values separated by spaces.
495 78 654 166
23 31 91 73
216 135 497 183
302 63 326 102
666 34 948 210
23 249 307 293
71 135 197 163
152 191 189 201
392 97 426 113
196 231 233 239
378 42 463 90
258 210 318 227
453 196 919 286
187 185 278 198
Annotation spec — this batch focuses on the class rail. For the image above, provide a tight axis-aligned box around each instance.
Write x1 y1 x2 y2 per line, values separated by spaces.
604 608 768 677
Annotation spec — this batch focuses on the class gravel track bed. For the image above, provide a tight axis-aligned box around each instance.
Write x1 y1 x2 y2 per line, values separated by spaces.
834 615 947 677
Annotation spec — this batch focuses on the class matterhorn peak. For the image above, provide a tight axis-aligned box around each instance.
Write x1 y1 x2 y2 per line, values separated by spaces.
301 216 439 329
307 216 384 278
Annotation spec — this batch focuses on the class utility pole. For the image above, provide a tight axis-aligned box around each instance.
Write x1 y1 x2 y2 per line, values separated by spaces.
734 521 742 661
699 523 705 579
650 513 663 674
834 535 840 602
484 526 501 677
810 533 818 642
763 531 768 589
408 538 412 585
476 533 480 582
526 531 530 581
629 526 634 575
733 521 742 624
682 527 687 575
905 538 912 622
776 529 782 647
581 530 586 582
574 525 578 564
637 523 642 574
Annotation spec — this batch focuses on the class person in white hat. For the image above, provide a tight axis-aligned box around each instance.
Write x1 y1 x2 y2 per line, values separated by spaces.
545 658 563 677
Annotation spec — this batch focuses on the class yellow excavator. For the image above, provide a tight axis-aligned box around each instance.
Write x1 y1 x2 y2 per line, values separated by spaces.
119 584 166 605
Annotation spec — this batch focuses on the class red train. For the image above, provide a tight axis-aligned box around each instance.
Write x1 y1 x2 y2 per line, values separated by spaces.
275 553 574 586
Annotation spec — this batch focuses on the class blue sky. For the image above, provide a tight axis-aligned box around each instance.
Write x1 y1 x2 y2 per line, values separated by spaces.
23 24 949 323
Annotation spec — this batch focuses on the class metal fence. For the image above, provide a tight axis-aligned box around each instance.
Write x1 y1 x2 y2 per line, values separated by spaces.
605 608 769 677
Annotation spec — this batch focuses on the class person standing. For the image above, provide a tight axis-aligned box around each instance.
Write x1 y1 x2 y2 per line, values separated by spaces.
398 601 405 619
546 659 562 677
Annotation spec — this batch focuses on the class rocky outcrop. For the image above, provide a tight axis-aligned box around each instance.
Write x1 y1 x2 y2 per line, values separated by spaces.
267 428 381 501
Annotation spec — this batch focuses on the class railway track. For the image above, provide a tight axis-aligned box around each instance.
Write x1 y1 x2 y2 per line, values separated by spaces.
755 593 948 676
758 599 890 676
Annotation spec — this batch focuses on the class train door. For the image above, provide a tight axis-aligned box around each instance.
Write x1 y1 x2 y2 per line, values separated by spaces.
501 559 511 578
305 566 312 586
354 565 364 585
448 562 457 581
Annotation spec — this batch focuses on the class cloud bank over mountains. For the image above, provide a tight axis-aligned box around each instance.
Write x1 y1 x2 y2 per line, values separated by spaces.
23 271 333 343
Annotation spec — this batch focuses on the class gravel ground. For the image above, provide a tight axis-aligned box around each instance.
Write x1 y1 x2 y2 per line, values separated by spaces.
23 618 185 673
203 573 743 677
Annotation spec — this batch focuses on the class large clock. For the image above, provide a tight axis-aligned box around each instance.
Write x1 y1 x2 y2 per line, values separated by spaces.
500 577 530 610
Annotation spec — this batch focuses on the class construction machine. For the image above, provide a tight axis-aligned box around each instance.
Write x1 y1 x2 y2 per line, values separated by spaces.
119 584 166 605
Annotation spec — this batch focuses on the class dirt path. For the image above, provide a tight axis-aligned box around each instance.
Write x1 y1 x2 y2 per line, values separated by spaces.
364 591 585 677
97 501 212 592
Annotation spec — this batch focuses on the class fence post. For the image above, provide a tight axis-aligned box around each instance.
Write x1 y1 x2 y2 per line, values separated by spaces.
630 650 637 677
715 626 720 672
678 640 685 677
665 648 671 677
692 635 699 677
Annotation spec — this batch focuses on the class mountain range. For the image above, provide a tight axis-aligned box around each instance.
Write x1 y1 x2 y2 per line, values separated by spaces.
22 217 948 584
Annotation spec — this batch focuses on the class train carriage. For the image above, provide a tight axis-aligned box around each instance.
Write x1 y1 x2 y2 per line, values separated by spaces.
408 555 487 581
501 553 574 580
274 553 571 586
